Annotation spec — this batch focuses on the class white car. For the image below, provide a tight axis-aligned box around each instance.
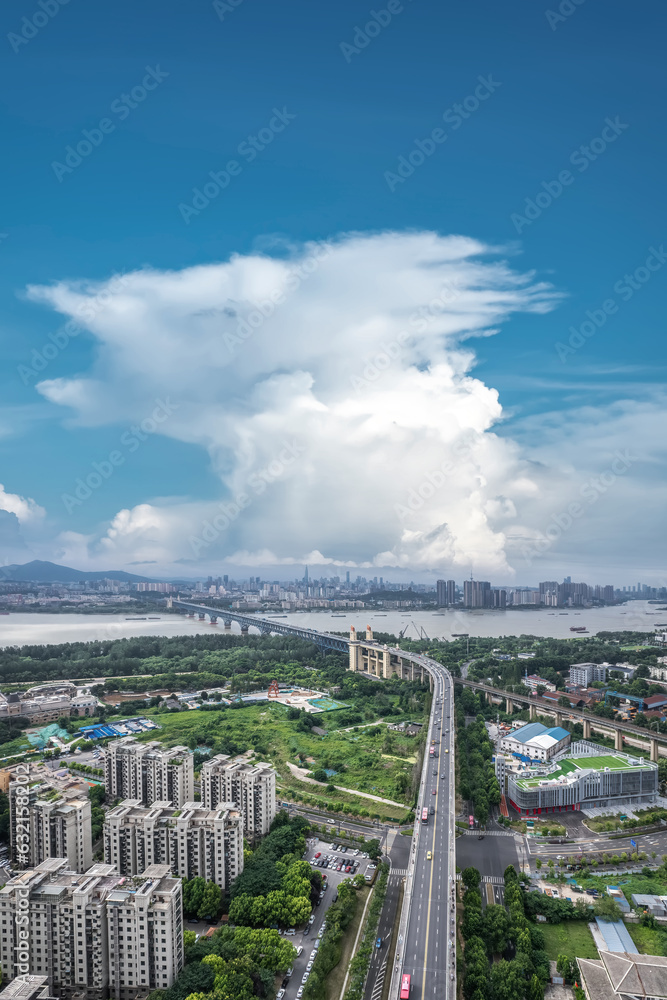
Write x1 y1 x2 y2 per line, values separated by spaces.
297 990 304 999
353 849 360 856
277 992 286 1000
306 961 313 972
302 973 310 985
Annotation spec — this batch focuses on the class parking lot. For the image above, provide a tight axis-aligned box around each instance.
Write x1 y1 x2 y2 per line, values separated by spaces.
278 837 377 1000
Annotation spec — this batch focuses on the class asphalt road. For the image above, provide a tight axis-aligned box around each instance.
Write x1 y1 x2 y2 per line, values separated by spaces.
456 831 521 880
397 658 456 1000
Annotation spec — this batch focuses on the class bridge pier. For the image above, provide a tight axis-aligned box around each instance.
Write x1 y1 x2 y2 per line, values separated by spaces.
615 729 623 751
198 613 206 621
555 712 563 728
529 703 536 721
223 619 232 629
209 616 218 625
651 738 659 762
240 625 249 634
583 719 591 740
505 697 513 714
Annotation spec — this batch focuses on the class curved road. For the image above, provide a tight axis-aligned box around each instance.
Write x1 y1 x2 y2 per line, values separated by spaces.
393 654 456 1000
171 603 457 1000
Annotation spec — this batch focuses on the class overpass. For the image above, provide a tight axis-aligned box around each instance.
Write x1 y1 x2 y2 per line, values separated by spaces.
456 677 667 762
169 600 455 999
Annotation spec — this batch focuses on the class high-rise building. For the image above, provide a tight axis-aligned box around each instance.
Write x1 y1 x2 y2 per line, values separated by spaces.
0 859 183 1000
463 580 490 608
103 799 243 890
104 739 194 807
200 757 276 836
436 580 446 607
9 780 92 873
569 662 608 686
490 588 506 608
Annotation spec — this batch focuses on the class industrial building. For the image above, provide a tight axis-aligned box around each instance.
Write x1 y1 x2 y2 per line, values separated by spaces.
499 722 571 762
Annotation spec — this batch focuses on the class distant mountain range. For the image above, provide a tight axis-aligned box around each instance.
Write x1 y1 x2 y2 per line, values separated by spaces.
1 560 156 584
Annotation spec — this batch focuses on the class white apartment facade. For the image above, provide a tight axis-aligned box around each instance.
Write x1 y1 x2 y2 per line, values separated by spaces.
0 860 183 1000
200 756 276 836
9 781 92 873
103 800 243 890
104 739 194 807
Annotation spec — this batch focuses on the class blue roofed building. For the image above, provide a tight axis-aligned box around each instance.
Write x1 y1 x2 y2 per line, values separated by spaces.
499 721 571 761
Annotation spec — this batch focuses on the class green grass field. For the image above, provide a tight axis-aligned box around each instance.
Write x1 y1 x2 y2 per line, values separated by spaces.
539 920 599 960
627 923 667 957
128 702 421 813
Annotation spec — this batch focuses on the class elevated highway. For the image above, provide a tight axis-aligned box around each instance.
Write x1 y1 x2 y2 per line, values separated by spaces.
169 601 457 999
456 677 667 761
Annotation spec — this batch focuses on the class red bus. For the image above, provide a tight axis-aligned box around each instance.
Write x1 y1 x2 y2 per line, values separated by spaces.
400 975 411 999
421 808 428 824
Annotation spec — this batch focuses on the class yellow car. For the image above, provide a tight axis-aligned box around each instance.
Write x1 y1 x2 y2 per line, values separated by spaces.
445 749 449 754
427 851 432 861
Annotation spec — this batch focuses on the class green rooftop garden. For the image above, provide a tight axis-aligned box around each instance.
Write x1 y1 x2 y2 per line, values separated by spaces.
515 753 649 789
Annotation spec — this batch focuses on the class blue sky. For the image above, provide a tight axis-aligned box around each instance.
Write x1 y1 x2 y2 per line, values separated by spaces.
0 0 665 583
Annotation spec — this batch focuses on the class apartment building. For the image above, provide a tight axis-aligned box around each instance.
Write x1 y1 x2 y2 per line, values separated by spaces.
104 739 194 807
9 780 92 873
200 756 276 836
0 859 183 1000
103 799 243 890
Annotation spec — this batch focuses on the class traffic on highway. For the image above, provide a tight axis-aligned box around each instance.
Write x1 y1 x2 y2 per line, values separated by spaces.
391 653 456 1000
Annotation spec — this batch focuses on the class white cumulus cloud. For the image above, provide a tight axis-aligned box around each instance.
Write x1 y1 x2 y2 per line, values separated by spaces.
27 230 571 576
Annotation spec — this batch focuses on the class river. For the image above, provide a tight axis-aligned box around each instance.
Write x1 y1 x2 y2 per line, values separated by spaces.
0 602 664 649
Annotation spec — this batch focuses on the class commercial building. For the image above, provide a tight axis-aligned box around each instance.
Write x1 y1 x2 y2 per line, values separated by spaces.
200 756 276 836
103 799 243 890
103 739 194 808
499 722 571 762
507 742 658 815
0 859 183 1000
9 780 92 873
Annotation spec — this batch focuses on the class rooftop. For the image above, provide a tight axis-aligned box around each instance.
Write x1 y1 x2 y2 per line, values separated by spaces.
514 752 651 789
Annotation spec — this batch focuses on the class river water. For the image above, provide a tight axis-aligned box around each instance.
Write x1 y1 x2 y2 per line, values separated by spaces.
0 602 664 649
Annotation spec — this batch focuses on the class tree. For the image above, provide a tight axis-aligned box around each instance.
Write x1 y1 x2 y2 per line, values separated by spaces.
462 867 481 891
594 895 622 921
367 839 382 861
483 904 510 955
197 881 222 920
